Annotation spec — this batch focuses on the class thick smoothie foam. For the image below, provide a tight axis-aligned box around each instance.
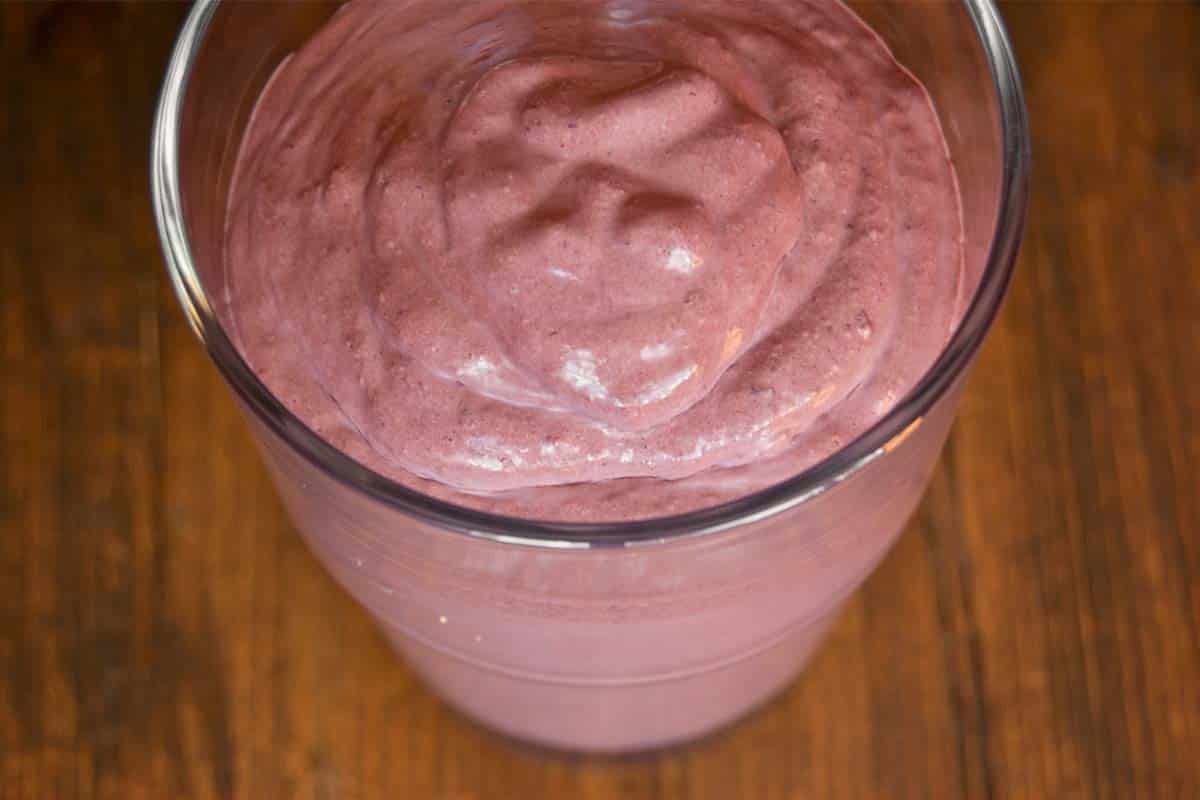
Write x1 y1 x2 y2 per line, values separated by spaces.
224 0 964 521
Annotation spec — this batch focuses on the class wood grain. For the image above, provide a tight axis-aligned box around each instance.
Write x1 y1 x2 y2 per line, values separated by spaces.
2 2 1197 797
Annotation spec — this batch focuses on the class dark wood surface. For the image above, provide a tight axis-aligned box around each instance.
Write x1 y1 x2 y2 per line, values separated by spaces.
2 2 1197 797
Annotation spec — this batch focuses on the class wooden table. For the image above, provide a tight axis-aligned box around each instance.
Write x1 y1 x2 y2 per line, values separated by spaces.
2 2 1197 797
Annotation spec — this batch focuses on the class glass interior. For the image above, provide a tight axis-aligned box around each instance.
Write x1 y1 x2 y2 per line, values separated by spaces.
156 0 1029 544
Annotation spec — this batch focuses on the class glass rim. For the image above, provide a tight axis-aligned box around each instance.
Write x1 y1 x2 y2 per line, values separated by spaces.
151 0 1030 550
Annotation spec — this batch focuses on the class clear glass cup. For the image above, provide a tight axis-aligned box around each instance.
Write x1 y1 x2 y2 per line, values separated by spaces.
152 0 1029 753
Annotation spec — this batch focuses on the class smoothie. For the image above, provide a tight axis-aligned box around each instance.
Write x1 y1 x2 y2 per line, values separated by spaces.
224 0 964 522
215 0 970 751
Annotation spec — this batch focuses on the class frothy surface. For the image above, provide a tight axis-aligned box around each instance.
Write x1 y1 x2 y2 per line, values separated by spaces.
224 0 964 521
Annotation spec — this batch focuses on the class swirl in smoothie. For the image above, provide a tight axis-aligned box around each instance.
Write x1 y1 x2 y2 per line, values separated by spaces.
224 0 964 520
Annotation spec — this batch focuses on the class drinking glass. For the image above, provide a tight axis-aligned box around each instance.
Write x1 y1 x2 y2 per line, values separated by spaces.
152 0 1029 753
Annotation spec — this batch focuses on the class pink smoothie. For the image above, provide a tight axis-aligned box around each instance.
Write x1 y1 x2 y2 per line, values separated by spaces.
224 0 964 523
219 0 966 752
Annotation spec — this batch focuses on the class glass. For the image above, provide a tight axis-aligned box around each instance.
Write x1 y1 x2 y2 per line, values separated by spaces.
152 0 1029 753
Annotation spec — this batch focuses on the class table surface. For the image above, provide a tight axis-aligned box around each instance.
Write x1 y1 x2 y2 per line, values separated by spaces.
3 2 1197 797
